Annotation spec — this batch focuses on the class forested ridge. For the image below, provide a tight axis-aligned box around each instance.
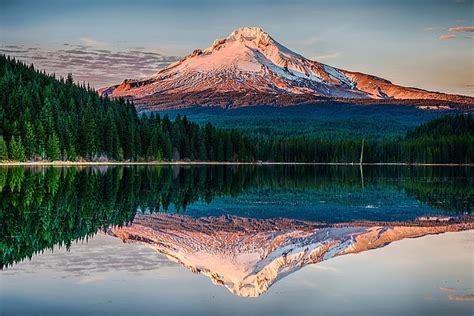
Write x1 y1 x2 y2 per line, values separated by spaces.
0 55 472 164
156 105 448 140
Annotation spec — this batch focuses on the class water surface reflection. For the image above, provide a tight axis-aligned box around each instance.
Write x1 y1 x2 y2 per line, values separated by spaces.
1 165 472 269
1 165 473 314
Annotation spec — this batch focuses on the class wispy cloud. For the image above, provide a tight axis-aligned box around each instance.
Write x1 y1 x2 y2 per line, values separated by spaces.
0 44 180 88
437 26 474 41
448 26 474 32
311 52 341 60
439 34 456 40
439 287 456 292
424 26 443 32
300 36 321 46
77 275 106 284
79 37 109 49
5 234 177 277
448 294 474 301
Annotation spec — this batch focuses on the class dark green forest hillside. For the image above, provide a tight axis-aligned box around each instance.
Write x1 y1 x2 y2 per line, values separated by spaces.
0 55 256 162
252 114 473 164
155 104 451 140
0 55 472 164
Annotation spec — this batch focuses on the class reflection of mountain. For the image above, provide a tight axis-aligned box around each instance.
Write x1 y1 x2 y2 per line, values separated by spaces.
1 166 472 268
110 214 473 297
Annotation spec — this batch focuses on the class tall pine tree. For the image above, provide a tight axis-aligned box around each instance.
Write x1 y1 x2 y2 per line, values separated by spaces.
9 136 25 161
0 135 8 160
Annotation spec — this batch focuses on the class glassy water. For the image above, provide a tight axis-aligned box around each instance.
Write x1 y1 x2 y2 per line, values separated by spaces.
0 166 473 315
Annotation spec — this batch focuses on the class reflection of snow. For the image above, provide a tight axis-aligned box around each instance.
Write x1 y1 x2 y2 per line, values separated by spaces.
110 213 471 297
102 27 369 99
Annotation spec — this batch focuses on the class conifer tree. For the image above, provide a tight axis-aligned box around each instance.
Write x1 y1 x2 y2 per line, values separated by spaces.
0 135 8 160
66 73 74 85
23 121 36 159
35 121 46 159
9 136 26 161
47 133 61 161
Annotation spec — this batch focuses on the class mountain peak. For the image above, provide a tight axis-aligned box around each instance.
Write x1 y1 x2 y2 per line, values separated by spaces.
204 26 275 54
227 26 270 41
99 27 474 108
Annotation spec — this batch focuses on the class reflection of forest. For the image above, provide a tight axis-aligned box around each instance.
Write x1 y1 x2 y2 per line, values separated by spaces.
1 166 472 268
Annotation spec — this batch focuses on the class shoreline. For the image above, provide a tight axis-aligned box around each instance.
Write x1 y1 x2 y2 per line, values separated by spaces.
0 161 472 167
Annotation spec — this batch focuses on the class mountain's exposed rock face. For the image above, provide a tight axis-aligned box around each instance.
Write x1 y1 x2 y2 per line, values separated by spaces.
99 27 473 109
109 213 473 297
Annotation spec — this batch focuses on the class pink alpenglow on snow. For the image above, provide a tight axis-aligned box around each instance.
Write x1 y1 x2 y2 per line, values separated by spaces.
109 213 474 297
99 27 474 109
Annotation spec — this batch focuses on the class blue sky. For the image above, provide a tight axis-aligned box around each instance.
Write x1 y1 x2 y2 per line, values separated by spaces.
1 0 473 95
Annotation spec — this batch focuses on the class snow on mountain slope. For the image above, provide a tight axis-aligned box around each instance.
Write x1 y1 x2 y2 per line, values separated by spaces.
109 213 473 297
99 27 473 108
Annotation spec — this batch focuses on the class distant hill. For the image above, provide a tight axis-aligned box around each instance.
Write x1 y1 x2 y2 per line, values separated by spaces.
0 55 256 162
154 104 456 140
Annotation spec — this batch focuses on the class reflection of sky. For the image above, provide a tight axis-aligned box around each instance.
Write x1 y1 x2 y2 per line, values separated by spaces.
1 231 472 315
2 234 177 277
1 0 473 95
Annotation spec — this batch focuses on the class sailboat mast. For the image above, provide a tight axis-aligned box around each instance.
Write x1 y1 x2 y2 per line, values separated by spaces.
360 139 365 165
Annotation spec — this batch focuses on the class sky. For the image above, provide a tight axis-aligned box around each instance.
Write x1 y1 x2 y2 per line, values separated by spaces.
0 0 473 95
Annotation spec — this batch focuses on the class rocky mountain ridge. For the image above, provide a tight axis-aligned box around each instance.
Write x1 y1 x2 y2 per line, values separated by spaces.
100 27 473 109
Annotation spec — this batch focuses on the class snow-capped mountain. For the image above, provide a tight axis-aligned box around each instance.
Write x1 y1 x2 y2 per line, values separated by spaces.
109 213 472 297
100 27 473 109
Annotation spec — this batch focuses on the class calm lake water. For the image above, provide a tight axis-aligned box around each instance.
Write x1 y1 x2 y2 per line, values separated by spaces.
1 165 473 315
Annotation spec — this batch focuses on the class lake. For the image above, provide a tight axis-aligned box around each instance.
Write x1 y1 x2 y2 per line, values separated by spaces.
1 165 473 315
